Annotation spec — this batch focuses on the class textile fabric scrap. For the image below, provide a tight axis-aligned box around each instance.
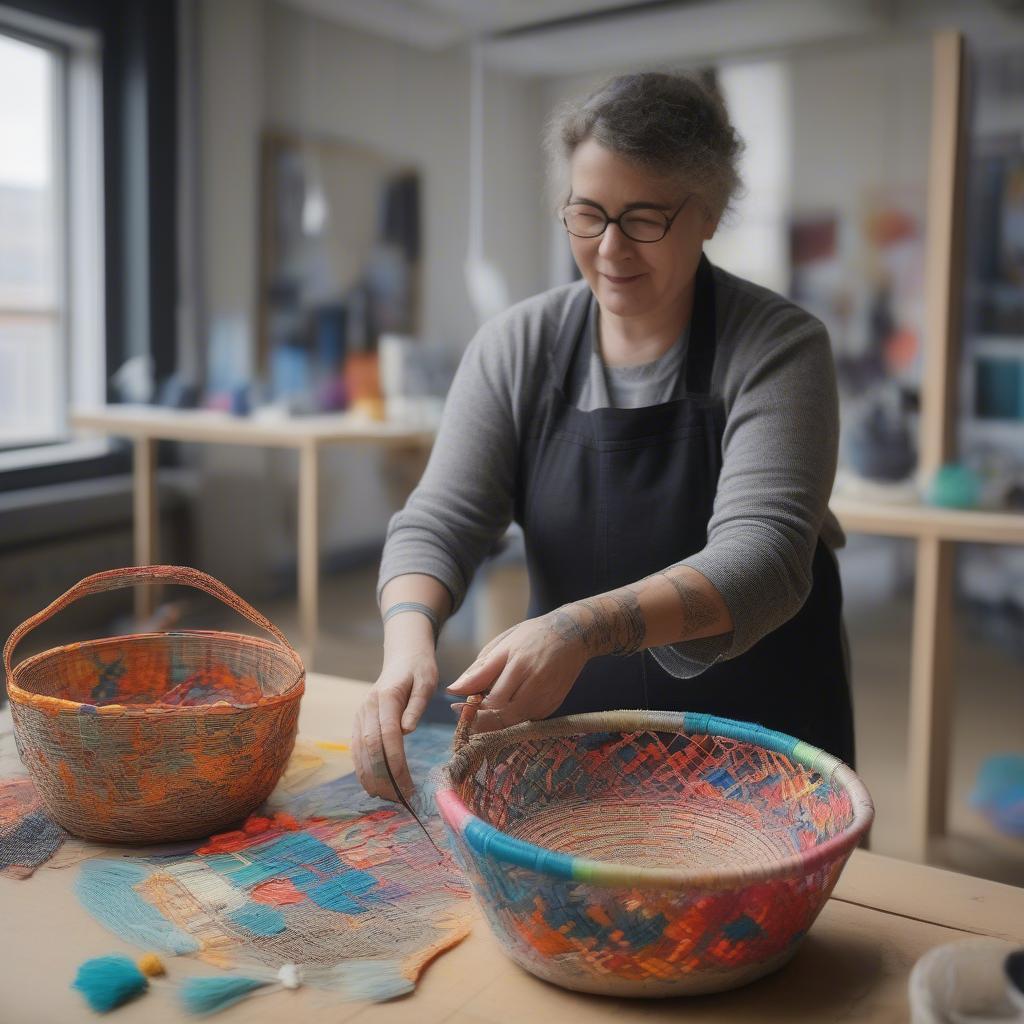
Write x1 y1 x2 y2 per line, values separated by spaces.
75 725 474 1002
0 776 67 879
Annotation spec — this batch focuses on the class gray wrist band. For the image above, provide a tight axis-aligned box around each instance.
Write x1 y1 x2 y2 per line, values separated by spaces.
382 601 440 643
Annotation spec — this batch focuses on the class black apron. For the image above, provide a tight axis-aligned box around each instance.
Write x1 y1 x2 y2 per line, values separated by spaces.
513 255 856 767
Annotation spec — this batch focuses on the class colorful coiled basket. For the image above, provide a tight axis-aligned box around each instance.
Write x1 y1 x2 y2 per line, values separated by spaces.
4 565 304 844
436 707 874 997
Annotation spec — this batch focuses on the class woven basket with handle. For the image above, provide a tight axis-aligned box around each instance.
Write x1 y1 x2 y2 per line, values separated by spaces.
436 702 873 997
4 565 304 844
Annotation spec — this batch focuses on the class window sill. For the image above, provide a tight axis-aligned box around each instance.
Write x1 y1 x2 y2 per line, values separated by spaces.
0 468 197 552
0 438 132 494
0 438 113 473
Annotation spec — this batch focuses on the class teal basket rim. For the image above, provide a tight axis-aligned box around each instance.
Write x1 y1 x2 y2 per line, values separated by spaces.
435 709 874 892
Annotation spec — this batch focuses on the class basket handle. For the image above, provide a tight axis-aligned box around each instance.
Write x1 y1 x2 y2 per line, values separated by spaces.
452 693 484 752
4 565 301 681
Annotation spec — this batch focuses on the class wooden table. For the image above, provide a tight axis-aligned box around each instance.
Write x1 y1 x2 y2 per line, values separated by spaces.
2 672 1022 1024
71 406 434 668
831 495 1024 865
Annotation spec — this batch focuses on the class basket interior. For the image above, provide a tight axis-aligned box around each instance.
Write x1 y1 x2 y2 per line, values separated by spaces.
13 633 300 708
455 729 855 871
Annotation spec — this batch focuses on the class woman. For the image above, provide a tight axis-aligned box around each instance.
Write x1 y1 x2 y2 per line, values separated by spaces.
352 71 854 800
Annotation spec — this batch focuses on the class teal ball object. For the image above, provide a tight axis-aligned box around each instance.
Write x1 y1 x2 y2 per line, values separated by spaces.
926 463 980 509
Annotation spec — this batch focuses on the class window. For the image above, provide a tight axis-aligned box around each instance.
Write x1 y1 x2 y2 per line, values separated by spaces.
0 8 104 459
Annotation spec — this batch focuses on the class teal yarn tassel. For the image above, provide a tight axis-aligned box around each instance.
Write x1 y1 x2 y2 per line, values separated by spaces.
179 976 270 1015
72 955 408 1014
72 955 149 1012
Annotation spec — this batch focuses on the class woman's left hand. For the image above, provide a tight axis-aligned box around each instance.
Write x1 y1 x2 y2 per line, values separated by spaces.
445 612 589 731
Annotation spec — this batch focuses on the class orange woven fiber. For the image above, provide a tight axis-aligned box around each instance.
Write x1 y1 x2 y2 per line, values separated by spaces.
4 566 305 844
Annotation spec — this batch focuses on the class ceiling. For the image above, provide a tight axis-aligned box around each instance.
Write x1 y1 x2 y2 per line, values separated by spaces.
278 0 905 76
278 0 681 50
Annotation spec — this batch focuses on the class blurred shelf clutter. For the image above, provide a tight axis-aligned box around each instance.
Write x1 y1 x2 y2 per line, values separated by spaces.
819 34 1024 868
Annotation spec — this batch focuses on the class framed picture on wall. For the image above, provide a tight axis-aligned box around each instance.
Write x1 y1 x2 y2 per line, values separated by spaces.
257 130 421 414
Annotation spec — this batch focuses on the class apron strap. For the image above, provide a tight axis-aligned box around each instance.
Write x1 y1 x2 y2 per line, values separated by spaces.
684 253 717 395
552 285 592 392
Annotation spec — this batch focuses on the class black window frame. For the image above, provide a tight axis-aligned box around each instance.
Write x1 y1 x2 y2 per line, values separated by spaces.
0 0 178 492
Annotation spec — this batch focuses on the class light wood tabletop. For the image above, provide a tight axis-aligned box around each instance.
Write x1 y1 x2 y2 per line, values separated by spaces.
1 672 1022 1023
71 405 436 448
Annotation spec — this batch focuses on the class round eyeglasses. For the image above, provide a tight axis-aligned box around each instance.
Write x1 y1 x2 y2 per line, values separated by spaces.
560 195 695 243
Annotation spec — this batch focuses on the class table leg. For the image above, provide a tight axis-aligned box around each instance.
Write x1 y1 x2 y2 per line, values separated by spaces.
298 442 320 670
133 437 158 621
907 536 955 862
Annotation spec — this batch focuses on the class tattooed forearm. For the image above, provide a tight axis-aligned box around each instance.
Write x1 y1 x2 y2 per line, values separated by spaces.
607 590 647 653
550 588 646 657
656 569 723 634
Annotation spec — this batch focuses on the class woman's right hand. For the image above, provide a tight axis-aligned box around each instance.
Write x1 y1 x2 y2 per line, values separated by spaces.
352 642 439 801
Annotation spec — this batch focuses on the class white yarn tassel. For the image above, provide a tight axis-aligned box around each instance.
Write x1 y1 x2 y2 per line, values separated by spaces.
277 964 302 990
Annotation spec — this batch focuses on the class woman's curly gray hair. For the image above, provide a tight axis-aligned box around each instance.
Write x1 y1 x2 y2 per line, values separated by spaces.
544 71 745 222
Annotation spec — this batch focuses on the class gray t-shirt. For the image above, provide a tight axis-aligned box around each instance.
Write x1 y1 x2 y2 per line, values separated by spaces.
574 299 689 411
378 263 845 678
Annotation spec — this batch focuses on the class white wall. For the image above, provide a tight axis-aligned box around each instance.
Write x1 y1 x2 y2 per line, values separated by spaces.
787 36 933 365
263 2 548 348
787 37 932 219
708 60 792 293
192 0 549 594
199 0 264 363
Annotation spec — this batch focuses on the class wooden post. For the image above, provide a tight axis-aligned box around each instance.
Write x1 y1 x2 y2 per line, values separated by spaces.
298 441 320 670
132 436 158 621
908 30 968 862
909 537 956 852
920 31 968 478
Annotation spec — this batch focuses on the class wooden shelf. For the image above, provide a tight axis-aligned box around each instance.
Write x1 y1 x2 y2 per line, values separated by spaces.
831 495 1024 545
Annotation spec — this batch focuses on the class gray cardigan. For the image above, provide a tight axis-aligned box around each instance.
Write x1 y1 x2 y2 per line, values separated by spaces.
378 263 845 677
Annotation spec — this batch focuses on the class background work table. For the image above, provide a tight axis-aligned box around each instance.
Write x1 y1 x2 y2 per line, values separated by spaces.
70 405 435 668
1 672 1022 1023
